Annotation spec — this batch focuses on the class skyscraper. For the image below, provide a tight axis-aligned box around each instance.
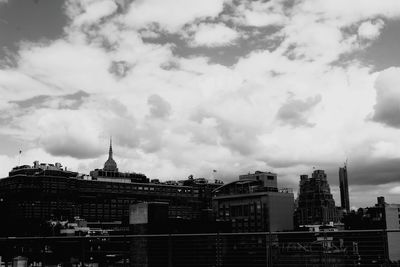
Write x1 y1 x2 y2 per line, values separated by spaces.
296 169 338 225
339 163 350 212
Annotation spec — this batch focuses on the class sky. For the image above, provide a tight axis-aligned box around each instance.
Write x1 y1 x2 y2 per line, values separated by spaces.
1 0 400 208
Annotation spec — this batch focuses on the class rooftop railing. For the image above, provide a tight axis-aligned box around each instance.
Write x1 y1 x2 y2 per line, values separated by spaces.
0 229 399 266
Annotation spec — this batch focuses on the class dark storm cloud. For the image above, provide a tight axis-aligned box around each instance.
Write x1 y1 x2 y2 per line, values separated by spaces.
0 0 66 58
10 94 50 109
215 118 259 155
371 67 400 128
9 90 90 110
141 26 282 66
42 135 104 159
361 20 400 72
190 109 260 155
266 156 400 187
64 90 89 99
109 60 132 78
276 94 321 127
372 100 400 127
335 158 400 186
160 60 180 71
147 94 171 119
38 98 142 159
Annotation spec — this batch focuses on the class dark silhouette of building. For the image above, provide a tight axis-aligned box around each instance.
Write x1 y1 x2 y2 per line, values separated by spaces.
344 196 400 263
0 143 223 236
339 162 350 213
295 169 338 226
103 138 118 172
89 138 148 183
213 171 294 232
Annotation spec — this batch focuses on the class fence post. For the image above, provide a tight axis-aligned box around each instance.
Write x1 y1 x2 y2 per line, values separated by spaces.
123 235 128 267
265 233 269 267
81 237 85 267
216 233 221 267
168 234 172 267
266 231 272 267
323 231 327 267
382 229 388 267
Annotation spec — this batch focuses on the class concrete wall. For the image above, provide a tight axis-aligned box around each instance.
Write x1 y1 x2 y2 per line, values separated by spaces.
267 193 294 231
385 205 400 261
239 172 278 189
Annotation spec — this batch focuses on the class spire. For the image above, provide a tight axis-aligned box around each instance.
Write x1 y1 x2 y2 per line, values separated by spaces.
108 136 113 159
104 137 118 172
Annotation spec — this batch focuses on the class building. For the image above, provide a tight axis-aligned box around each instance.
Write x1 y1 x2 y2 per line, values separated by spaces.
344 197 400 263
89 139 148 183
238 171 277 190
339 163 350 212
295 169 339 226
212 171 294 232
0 143 223 236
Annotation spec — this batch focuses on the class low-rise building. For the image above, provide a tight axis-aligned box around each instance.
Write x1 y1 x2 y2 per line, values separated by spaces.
212 171 294 232
344 196 400 263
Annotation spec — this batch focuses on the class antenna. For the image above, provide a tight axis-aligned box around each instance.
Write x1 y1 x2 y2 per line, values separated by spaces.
18 150 22 166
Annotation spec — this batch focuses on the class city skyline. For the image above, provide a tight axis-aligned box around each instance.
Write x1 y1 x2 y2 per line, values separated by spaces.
1 0 400 208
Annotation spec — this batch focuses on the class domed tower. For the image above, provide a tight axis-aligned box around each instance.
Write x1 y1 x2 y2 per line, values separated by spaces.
103 138 118 172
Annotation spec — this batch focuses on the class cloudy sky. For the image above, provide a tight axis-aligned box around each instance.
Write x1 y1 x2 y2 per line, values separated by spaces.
1 0 400 208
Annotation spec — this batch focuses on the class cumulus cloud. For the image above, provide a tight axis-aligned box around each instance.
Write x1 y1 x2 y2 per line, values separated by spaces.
109 61 131 78
187 23 240 47
231 0 288 27
72 0 118 26
358 19 385 41
147 94 171 119
37 110 104 159
3 0 400 208
9 90 89 110
123 0 225 32
372 67 400 128
276 95 322 127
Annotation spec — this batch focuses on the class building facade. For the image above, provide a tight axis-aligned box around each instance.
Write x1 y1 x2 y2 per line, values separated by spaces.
296 169 339 226
0 143 222 236
213 171 294 232
344 197 400 263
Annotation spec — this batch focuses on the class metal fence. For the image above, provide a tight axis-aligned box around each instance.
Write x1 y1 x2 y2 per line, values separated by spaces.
1 230 399 267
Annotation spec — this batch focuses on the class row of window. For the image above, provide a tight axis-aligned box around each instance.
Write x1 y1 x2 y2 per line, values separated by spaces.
218 202 264 219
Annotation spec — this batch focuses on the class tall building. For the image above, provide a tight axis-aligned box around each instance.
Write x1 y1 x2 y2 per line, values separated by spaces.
339 163 350 212
213 171 294 232
295 169 338 226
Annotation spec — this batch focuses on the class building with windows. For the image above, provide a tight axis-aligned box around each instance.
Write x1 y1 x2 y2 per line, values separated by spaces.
238 171 277 190
339 163 350 212
0 142 223 236
212 171 294 232
344 196 400 262
295 169 339 226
